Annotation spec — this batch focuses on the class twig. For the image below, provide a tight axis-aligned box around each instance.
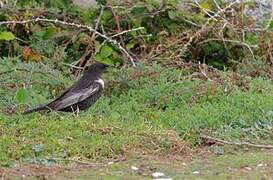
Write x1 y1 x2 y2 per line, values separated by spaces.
0 17 145 66
180 0 239 57
75 5 105 71
213 0 222 10
181 18 201 27
62 62 84 69
110 27 144 38
91 5 105 40
193 0 218 21
108 4 124 47
0 68 53 76
201 135 273 149
41 158 103 166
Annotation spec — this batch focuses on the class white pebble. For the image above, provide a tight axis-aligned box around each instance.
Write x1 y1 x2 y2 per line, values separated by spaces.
107 161 114 165
193 171 200 174
152 172 165 178
131 166 139 171
245 167 252 171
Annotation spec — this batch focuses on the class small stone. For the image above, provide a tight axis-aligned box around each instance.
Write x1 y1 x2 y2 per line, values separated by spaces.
131 166 139 171
257 163 263 167
244 167 252 171
193 171 200 174
152 172 165 178
107 161 114 165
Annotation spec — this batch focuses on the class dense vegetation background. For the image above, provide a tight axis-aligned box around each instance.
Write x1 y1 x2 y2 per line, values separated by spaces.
0 0 273 178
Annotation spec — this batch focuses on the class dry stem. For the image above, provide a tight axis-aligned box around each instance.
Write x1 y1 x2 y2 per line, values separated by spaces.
0 17 145 66
202 135 273 149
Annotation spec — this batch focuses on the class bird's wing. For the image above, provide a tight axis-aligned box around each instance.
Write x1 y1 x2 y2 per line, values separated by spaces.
52 83 100 111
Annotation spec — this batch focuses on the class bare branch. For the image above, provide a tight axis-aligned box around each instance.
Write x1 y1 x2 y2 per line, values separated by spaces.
110 27 144 38
201 135 273 149
0 17 145 66
180 0 240 57
91 5 105 39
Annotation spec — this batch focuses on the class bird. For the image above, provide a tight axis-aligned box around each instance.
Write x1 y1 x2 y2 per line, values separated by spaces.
23 62 108 114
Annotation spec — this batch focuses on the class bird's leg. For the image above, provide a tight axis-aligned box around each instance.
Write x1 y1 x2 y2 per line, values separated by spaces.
70 106 75 113
76 106 80 116
46 106 54 113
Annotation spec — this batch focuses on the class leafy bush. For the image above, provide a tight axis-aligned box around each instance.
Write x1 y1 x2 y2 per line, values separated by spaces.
1 0 272 71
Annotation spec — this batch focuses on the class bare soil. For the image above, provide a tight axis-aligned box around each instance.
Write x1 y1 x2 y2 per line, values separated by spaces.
1 147 273 180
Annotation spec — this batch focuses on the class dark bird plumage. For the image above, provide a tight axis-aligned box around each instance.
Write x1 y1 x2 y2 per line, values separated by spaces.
23 63 108 114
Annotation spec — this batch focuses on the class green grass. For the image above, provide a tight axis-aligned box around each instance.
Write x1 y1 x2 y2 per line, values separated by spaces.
1 58 273 167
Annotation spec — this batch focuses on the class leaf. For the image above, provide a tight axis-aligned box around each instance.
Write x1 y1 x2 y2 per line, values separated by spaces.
131 7 148 15
34 27 59 39
29 52 42 62
35 31 46 39
100 44 113 58
94 53 103 62
43 27 59 39
95 44 122 65
102 57 114 65
126 43 136 50
102 10 113 24
22 46 32 61
200 2 212 11
94 54 117 66
0 31 16 41
49 0 70 9
16 88 27 103
168 11 178 20
22 46 42 62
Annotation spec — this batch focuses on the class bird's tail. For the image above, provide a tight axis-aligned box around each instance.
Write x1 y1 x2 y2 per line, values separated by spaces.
22 105 48 115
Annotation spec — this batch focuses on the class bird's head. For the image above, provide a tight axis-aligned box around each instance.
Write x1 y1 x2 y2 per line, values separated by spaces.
85 62 109 77
92 63 109 70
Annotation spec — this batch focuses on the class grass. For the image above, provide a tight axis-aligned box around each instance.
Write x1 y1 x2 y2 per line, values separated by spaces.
1 58 273 167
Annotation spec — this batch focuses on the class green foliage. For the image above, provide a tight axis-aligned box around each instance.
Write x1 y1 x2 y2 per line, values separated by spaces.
0 0 199 65
47 0 70 9
99 44 113 58
0 57 71 108
2 0 270 69
203 41 229 69
16 0 43 7
0 31 16 41
95 44 122 65
15 88 28 104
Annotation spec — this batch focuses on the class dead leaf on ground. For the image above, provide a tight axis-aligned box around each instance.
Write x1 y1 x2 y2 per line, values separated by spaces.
22 46 42 62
